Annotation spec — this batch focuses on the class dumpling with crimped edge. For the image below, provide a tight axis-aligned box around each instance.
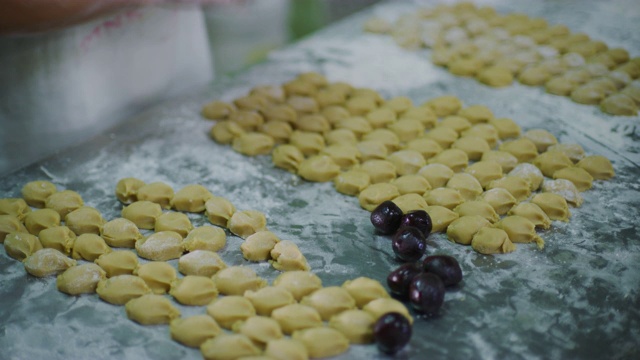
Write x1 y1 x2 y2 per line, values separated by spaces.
134 261 177 294
320 143 361 170
365 107 397 129
170 275 219 306
541 179 584 207
405 137 443 160
356 140 389 162
325 128 357 146
232 316 283 346
447 215 492 246
509 163 544 191
358 183 400 212
387 118 425 142
427 149 469 173
297 155 341 183
464 161 503 189
64 206 105 236
244 286 295 316
0 214 27 243
273 271 322 301
213 266 266 296
552 166 593 192
471 227 516 255
523 129 558 152
453 200 500 223
423 188 464 210
136 182 174 210
329 309 375 344
209 120 245 145
547 143 585 163
334 169 371 196
121 200 162 230
508 202 551 230
72 234 112 262
171 184 213 213
125 294 180 325
342 277 390 308
487 176 532 202
170 315 221 348
446 173 484 201
265 338 309 360
200 333 261 360
271 304 323 335
22 180 58 208
531 192 571 221
451 136 491 161
424 95 462 117
204 196 236 227
488 118 521 139
0 198 30 221
363 297 413 324
438 115 472 133
387 150 427 176
360 159 397 184
183 225 226 252
392 174 432 195
300 286 356 321
207 296 256 330
4 232 42 261
100 218 142 248
96 274 151 305
135 231 184 261
461 124 499 149
270 240 310 272
45 190 83 218
227 210 267 239
292 327 350 359
424 126 459 149
229 110 265 131
499 137 539 163
532 151 573 178
392 193 428 213
241 230 280 262
24 248 76 277
400 106 437 129
260 120 293 144
576 155 615 180
481 150 518 173
154 212 193 238
418 163 454 189
426 205 460 233
56 263 106 295
24 208 60 235
201 100 235 120
289 131 325 157
362 128 401 152
178 250 227 277
496 215 545 249
272 144 305 173
478 188 517 215
95 250 139 277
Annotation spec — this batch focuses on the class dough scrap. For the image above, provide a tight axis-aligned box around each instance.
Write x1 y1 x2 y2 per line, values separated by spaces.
270 240 310 272
95 250 139 277
297 155 341 182
471 227 516 255
531 193 571 221
271 304 323 334
205 196 236 228
232 316 283 345
56 263 106 295
125 294 180 325
213 266 267 296
417 163 454 189
172 184 213 213
496 215 544 249
206 296 256 329
21 180 57 208
200 334 261 360
100 218 142 248
273 271 322 301
136 182 174 210
96 274 151 305
334 170 371 196
121 201 162 230
170 315 221 348
135 231 184 261
447 215 492 246
170 275 219 306
4 232 42 261
183 225 227 252
24 208 60 235
178 250 227 277
133 261 177 294
358 183 400 212
227 210 267 239
72 234 112 261
44 190 84 218
292 327 350 359
241 230 280 262
244 286 295 316
154 211 193 238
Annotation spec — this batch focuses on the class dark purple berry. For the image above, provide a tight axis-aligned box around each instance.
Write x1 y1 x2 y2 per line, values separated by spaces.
373 312 412 355
370 201 403 235
387 263 422 299
399 210 432 238
422 255 463 287
392 226 426 262
409 272 445 315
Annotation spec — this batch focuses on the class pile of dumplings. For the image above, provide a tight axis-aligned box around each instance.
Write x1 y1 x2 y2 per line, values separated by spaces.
203 72 615 255
1 179 412 359
363 2 640 116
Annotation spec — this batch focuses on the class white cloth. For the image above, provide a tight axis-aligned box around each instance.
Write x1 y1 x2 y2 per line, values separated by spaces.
0 6 213 175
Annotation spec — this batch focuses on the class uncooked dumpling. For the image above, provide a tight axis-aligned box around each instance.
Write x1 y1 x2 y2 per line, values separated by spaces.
125 294 180 325
272 144 305 173
21 180 57 208
121 201 162 230
341 277 390 308
496 215 544 249
170 275 219 306
136 231 184 261
532 151 573 178
45 190 84 218
154 211 193 238
100 218 142 248
531 193 571 221
227 210 267 239
358 183 400 212
178 250 227 277
487 176 532 202
56 263 106 295
244 286 295 316
95 250 139 277
541 179 584 207
446 215 491 245
133 261 177 294
334 170 371 196
38 226 76 255
328 309 375 344
270 240 310 272
392 193 429 213
265 338 309 360
232 316 283 345
300 286 356 321
418 163 454 189
360 159 397 184
206 296 256 329
204 196 236 227
508 202 551 229
241 230 280 262
273 271 322 301
96 274 151 305
552 166 593 191
213 266 267 296
24 248 76 277
292 327 350 359
297 155 341 182
362 298 413 324
200 334 261 360
71 234 112 262
478 188 517 215
183 225 226 252
0 214 27 243
509 163 544 191
170 315 221 348
471 227 516 255
446 173 483 201
271 304 323 334
0 198 31 220
171 184 213 213
4 232 42 261
425 205 460 233
576 155 615 180
64 206 105 236
464 161 504 188
453 200 500 223
423 188 464 210
136 182 174 210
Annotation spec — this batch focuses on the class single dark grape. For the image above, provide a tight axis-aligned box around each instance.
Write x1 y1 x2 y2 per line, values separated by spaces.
399 210 432 238
408 272 445 316
422 255 463 287
370 201 403 235
392 226 426 262
373 312 412 355
387 263 422 299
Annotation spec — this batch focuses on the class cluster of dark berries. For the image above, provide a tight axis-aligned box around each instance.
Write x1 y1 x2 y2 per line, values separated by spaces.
369 201 464 354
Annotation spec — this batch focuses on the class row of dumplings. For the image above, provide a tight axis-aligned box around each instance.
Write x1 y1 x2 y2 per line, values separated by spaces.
201 74 615 254
363 2 640 115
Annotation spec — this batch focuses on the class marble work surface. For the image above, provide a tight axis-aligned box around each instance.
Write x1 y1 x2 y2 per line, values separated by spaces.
1 1 639 359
